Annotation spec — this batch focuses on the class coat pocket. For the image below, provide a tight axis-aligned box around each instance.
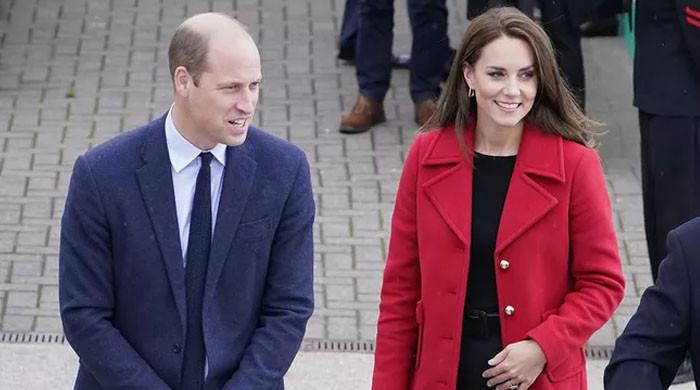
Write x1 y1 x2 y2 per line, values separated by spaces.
545 348 584 383
235 217 271 240
540 309 585 383
415 300 425 370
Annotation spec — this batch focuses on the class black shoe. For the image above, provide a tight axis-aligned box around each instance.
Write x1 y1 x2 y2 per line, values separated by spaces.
338 44 355 62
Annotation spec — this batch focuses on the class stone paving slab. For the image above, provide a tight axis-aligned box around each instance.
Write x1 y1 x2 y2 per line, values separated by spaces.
0 344 695 389
0 0 651 352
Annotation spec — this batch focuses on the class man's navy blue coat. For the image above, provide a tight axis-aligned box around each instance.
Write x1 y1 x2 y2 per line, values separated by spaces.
604 217 700 389
59 114 315 389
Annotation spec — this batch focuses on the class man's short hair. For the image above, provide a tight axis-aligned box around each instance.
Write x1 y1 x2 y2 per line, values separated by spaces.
168 25 209 87
168 13 249 87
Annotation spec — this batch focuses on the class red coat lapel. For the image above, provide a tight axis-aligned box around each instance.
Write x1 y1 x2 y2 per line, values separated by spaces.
420 122 566 252
496 123 564 253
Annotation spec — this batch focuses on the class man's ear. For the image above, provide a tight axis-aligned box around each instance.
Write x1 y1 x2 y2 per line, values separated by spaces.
173 66 192 97
462 64 475 90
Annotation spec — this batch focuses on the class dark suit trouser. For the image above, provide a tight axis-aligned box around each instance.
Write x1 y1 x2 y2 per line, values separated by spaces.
339 0 359 52
356 0 449 103
639 111 700 281
467 0 585 110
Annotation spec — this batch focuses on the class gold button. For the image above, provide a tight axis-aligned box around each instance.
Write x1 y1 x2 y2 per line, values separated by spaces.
499 259 510 269
504 305 515 316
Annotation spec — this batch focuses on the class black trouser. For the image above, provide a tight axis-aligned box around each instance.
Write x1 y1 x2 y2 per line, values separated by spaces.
467 0 585 110
457 310 503 389
639 111 700 281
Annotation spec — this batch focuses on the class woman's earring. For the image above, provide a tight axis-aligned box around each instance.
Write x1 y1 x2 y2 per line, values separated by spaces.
468 87 475 98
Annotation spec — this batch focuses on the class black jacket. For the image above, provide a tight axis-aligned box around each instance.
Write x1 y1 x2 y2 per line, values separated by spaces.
604 217 700 389
634 0 700 116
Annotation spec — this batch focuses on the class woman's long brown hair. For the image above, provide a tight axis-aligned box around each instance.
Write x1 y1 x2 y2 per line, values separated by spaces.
422 7 600 158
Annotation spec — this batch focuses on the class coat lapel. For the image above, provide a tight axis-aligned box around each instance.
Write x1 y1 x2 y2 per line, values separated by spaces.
421 127 474 247
495 123 564 254
420 122 565 253
135 115 187 328
205 140 257 299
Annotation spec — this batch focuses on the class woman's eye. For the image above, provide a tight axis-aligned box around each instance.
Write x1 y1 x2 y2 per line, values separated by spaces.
488 72 504 78
520 72 535 79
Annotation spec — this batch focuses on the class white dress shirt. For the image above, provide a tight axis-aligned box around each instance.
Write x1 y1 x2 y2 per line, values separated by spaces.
165 106 227 266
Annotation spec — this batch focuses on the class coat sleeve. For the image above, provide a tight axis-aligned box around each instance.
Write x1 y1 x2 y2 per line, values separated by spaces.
526 148 625 372
604 228 691 389
59 156 171 389
223 151 315 390
372 135 424 390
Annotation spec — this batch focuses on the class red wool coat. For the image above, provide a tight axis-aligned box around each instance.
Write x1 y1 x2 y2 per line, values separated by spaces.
372 123 625 390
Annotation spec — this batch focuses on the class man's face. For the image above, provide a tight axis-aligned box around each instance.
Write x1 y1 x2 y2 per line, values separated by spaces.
185 37 262 149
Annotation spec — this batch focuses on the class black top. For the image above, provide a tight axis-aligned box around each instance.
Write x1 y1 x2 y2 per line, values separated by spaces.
465 152 516 313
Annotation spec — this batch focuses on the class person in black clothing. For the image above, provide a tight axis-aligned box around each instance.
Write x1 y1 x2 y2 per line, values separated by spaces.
635 0 700 282
371 7 624 390
635 1 700 383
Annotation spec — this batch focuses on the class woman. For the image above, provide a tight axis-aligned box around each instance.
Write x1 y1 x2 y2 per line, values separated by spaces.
372 7 624 390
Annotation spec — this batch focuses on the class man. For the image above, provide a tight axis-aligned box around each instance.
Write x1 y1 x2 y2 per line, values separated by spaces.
635 0 700 282
338 0 452 134
604 217 700 389
59 13 315 390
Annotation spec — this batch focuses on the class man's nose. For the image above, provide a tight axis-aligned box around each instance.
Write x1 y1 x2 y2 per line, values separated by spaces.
235 92 255 114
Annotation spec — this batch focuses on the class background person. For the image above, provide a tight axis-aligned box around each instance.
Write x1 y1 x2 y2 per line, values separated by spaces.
338 0 453 134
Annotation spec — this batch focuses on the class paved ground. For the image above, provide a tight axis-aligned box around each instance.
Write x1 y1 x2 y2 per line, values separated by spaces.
0 344 695 389
0 0 683 388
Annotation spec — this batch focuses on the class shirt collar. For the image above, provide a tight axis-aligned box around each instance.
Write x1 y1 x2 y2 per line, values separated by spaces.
165 105 227 173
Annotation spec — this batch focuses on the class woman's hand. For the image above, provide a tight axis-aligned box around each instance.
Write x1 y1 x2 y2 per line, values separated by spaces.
482 339 547 389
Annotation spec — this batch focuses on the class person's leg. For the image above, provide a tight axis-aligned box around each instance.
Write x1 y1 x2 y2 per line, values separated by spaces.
538 0 585 110
639 111 662 280
641 113 699 385
338 0 359 61
356 0 394 102
406 0 448 103
640 112 700 281
339 0 392 134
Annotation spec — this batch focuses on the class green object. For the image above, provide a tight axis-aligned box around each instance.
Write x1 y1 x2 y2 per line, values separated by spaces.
65 87 76 98
619 1 635 57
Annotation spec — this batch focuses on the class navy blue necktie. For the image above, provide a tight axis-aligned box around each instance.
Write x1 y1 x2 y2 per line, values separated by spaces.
181 152 213 390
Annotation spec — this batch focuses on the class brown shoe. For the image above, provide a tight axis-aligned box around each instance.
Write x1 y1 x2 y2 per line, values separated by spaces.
339 96 386 134
414 99 437 126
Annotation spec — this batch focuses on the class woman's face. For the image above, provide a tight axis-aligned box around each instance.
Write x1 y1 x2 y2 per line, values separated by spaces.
463 35 538 132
